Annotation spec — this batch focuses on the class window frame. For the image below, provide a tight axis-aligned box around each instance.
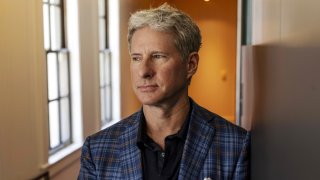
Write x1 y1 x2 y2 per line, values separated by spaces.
98 0 113 127
43 0 73 154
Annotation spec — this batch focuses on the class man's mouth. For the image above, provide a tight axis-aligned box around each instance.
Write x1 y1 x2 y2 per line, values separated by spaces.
137 84 158 92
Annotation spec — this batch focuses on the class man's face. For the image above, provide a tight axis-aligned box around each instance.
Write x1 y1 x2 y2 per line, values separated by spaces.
130 27 195 106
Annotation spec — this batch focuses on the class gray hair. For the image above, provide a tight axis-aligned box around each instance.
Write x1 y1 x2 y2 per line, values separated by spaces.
127 3 202 60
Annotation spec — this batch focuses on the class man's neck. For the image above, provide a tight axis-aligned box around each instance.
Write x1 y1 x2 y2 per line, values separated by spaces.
142 97 190 149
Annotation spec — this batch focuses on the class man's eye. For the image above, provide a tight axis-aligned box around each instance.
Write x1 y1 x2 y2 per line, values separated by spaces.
152 54 165 59
131 56 141 61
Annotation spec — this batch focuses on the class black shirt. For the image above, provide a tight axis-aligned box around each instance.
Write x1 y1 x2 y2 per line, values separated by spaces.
137 105 191 180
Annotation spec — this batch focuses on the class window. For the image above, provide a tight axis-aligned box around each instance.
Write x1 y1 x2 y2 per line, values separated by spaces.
98 0 112 127
43 0 72 154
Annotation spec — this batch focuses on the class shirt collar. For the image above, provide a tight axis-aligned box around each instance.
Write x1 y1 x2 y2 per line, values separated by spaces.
137 99 193 148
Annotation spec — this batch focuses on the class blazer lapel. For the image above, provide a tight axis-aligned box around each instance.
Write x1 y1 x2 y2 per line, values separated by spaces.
178 102 216 180
119 112 143 179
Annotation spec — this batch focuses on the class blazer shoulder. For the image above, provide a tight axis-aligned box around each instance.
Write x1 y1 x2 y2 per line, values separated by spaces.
213 113 247 134
87 111 141 145
193 102 248 138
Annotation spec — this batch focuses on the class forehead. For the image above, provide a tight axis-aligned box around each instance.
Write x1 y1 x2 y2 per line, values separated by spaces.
130 27 176 51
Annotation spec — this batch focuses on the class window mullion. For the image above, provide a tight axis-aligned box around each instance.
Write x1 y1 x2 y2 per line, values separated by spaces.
66 51 73 143
56 52 62 146
60 0 66 48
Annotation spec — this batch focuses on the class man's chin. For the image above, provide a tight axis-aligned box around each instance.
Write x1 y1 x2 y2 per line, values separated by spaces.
140 100 158 106
138 97 161 106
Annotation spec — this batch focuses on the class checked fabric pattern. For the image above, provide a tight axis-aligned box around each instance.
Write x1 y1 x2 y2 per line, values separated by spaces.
78 99 250 180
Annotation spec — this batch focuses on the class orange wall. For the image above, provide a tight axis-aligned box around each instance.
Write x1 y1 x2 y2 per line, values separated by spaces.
171 0 238 122
120 0 238 122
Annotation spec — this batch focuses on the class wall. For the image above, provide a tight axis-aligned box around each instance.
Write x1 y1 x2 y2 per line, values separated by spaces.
0 0 102 179
0 0 47 179
251 0 320 45
77 0 101 140
248 0 320 178
173 0 238 122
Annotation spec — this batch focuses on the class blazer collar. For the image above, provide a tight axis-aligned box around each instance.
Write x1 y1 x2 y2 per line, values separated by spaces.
178 100 216 179
119 110 143 179
118 99 217 179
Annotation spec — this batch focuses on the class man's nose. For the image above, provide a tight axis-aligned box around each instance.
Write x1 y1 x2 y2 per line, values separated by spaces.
138 59 154 79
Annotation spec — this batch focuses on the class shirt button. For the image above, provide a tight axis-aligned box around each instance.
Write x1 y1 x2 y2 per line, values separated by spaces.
161 152 165 158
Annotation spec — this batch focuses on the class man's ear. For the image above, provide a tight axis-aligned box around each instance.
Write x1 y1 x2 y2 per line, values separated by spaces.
186 52 199 80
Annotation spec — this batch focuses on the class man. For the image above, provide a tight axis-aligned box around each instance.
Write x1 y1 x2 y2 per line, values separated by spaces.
78 3 249 180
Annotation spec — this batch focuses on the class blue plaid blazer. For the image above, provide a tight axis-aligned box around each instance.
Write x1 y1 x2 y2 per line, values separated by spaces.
78 100 250 180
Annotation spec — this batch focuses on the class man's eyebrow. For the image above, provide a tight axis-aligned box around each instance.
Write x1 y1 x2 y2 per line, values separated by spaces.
130 51 168 56
150 51 167 54
130 53 141 56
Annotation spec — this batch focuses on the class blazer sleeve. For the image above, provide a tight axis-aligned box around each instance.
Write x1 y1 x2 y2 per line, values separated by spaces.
233 131 251 180
78 137 97 180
